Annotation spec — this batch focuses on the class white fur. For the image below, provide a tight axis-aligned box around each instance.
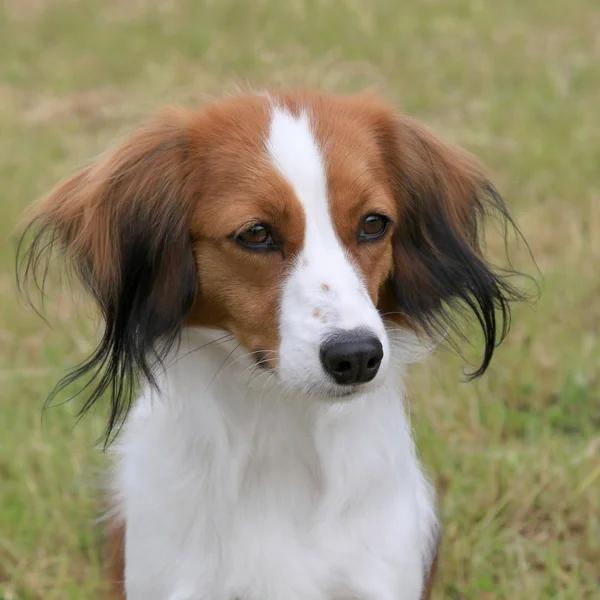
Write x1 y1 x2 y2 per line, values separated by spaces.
113 105 438 600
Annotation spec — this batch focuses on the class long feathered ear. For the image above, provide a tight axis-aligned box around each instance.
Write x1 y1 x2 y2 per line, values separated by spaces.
17 108 198 444
369 101 526 377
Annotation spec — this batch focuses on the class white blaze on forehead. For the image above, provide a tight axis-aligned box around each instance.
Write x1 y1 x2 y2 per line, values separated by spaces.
266 108 324 200
266 105 351 267
266 107 332 251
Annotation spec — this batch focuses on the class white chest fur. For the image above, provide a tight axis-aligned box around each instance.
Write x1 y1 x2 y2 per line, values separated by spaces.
113 330 437 600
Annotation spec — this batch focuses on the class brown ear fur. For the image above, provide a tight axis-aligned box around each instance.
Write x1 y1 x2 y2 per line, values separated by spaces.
17 109 199 444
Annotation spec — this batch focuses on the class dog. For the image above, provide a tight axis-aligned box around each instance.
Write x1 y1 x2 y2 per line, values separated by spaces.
18 89 523 599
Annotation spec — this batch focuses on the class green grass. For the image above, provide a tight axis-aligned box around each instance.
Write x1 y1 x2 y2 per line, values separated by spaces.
1 0 599 598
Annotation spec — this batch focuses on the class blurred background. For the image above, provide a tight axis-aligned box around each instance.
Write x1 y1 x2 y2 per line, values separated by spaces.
1 1 599 598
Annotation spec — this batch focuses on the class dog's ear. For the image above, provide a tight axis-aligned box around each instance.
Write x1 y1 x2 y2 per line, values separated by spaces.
17 108 198 443
367 100 525 376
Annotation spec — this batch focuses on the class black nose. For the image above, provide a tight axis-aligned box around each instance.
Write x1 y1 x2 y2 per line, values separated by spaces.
320 329 384 385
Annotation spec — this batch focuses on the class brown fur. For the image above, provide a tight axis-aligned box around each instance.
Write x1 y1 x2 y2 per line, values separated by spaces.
105 517 126 600
422 533 441 600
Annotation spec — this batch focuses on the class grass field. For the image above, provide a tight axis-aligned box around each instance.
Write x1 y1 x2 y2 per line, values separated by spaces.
1 1 599 598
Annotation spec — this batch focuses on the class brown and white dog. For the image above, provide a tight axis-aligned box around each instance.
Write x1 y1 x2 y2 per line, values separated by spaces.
19 89 523 600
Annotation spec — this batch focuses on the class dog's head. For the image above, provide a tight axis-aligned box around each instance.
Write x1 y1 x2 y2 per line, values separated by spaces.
18 90 524 441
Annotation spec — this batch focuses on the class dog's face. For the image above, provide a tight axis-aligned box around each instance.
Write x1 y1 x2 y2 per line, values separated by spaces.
19 90 521 436
188 95 398 397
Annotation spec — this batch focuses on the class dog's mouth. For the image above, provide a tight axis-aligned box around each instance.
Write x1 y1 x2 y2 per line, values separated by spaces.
317 373 387 401
302 381 364 401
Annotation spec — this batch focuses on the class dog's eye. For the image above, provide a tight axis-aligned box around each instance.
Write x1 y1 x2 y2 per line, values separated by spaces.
359 214 389 241
236 224 276 250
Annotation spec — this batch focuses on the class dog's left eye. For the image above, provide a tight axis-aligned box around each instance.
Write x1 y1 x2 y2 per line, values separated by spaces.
358 214 389 241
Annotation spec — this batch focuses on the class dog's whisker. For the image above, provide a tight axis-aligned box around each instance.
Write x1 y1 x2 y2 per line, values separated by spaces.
168 334 236 369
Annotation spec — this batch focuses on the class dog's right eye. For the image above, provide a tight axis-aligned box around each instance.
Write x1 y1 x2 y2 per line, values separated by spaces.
235 223 278 251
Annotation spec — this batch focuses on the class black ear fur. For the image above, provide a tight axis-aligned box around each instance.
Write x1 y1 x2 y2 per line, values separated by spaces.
72 205 197 444
16 111 198 445
375 112 529 377
389 181 525 378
